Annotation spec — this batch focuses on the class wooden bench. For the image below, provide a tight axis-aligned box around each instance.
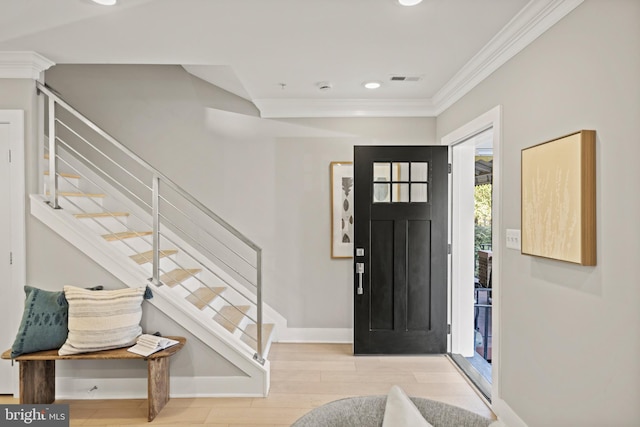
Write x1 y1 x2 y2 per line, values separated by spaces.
1 336 186 422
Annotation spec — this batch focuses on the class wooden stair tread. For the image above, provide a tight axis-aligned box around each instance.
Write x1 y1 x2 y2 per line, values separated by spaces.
102 231 152 241
185 287 225 310
214 305 250 333
74 212 130 219
160 268 202 288
46 191 106 198
130 249 178 264
44 171 81 179
241 323 275 352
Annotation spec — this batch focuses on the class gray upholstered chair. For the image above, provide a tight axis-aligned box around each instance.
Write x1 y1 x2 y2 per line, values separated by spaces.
291 395 493 427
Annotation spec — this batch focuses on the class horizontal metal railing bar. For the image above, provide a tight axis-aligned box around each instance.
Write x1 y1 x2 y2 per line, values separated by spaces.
55 136 152 211
48 145 258 306
47 146 155 233
56 118 151 192
158 193 256 268
156 256 259 328
157 209 257 286
48 148 259 313
37 82 261 253
153 256 259 330
157 229 259 306
49 159 158 260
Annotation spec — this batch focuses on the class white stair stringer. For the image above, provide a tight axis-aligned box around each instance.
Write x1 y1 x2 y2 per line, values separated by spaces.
30 194 270 396
47 145 289 341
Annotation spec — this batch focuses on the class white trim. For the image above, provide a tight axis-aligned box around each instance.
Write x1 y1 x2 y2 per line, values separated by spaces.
277 328 352 343
441 105 504 411
1 110 25 396
448 140 477 356
492 397 529 427
432 0 584 115
0 52 55 81
254 0 582 118
254 98 436 118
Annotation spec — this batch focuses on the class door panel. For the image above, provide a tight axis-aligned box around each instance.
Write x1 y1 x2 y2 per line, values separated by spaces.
407 219 431 331
354 145 448 355
370 220 394 331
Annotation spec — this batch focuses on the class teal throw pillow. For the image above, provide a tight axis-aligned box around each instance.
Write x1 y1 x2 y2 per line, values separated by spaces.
10 286 69 358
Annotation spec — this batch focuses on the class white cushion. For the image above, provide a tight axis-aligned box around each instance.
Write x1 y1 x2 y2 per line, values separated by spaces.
58 285 147 355
382 385 433 427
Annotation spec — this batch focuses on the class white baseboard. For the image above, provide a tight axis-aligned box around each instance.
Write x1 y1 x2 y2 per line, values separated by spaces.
492 397 528 427
276 327 353 343
54 376 266 400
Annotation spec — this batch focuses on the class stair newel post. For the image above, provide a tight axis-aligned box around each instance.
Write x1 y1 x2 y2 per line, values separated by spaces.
48 97 60 209
151 175 161 285
254 248 264 365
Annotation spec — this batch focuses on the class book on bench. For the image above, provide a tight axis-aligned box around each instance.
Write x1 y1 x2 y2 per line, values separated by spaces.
127 334 180 357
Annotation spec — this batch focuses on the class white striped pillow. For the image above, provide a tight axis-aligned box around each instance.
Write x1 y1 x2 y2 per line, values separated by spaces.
58 286 147 355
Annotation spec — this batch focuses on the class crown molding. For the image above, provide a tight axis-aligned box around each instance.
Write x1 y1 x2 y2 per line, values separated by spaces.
0 51 55 81
256 0 583 118
254 98 437 118
432 0 584 115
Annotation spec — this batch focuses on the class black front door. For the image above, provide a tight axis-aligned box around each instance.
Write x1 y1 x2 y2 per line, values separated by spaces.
353 145 448 354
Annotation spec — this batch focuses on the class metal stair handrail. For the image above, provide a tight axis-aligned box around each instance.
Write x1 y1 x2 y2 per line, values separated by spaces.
37 81 265 363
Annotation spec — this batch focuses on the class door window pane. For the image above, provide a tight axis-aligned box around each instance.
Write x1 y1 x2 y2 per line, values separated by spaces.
393 162 410 181
411 183 428 202
393 183 409 202
373 163 391 182
411 162 428 182
373 182 390 203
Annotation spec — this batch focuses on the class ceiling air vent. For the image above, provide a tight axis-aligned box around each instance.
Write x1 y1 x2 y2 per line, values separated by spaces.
390 75 422 82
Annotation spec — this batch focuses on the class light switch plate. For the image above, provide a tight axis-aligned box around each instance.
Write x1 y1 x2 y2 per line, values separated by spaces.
506 229 521 250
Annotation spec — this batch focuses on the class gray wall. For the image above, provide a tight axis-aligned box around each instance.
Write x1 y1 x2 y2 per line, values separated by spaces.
437 1 640 425
44 65 437 330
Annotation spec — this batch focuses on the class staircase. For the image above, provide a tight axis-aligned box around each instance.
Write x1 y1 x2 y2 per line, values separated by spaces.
32 82 279 395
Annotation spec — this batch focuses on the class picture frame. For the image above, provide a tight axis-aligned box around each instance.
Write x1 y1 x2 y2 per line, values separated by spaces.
521 130 596 265
330 161 354 258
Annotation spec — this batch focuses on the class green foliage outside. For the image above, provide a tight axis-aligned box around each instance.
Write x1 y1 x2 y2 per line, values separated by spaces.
474 184 492 227
474 184 492 276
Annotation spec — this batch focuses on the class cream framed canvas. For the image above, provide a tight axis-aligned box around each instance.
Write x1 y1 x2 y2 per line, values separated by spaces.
521 130 596 265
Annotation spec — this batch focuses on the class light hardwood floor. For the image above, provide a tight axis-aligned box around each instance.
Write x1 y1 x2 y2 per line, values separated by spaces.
0 343 494 426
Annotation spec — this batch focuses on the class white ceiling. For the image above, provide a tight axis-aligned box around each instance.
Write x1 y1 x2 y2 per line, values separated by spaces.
0 0 576 117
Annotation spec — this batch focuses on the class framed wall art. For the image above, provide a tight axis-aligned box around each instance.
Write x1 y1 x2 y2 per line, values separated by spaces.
521 130 596 265
330 161 354 258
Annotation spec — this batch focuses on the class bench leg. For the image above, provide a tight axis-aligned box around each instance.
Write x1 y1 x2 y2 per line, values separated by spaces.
19 360 55 404
147 357 170 422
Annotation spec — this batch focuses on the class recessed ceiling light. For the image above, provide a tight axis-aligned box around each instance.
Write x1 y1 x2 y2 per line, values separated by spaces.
363 81 382 89
316 81 332 91
91 0 117 5
397 0 423 6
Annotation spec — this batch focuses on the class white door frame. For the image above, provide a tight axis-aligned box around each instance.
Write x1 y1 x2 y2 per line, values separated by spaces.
0 109 26 395
442 105 502 401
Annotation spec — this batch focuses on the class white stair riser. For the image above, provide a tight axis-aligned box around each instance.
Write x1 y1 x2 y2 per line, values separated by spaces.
44 177 80 193
107 236 153 255
209 291 230 313
138 256 179 276
76 216 130 234
232 314 251 336
176 274 207 293
199 269 244 297
55 195 104 213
